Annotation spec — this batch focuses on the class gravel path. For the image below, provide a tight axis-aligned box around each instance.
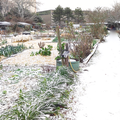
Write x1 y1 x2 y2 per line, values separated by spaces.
67 31 120 120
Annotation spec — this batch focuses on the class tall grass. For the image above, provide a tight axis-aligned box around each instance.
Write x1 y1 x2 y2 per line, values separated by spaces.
0 66 77 119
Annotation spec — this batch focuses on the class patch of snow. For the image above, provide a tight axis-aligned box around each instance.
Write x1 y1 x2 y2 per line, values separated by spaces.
59 59 76 62
66 31 120 120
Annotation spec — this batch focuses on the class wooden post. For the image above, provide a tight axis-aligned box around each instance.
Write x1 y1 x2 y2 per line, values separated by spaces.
65 43 69 67
56 26 64 65
56 26 62 52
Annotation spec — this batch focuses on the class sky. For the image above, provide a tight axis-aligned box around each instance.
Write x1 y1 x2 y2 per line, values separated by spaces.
37 0 118 12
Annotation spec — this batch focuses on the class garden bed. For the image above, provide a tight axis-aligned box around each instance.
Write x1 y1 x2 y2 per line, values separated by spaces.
0 30 100 119
0 38 58 66
0 65 77 119
0 36 77 119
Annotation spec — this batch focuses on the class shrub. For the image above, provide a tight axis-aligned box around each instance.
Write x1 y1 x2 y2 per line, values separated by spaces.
30 45 53 56
39 47 51 56
69 32 93 62
59 22 94 62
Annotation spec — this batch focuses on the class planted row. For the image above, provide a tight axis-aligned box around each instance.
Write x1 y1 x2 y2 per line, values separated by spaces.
0 44 27 57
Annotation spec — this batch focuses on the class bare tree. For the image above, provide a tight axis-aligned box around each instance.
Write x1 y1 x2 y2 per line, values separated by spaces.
112 2 120 22
0 0 13 17
87 7 108 42
106 2 120 29
11 0 41 20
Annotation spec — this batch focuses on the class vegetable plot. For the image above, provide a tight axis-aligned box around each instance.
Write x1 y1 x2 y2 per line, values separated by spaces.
0 44 27 57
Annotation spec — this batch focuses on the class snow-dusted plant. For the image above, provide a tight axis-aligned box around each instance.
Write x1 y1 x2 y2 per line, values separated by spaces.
0 66 78 119
64 22 93 62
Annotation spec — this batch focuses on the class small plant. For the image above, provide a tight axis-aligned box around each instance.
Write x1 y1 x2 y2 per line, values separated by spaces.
35 51 39 55
2 90 7 95
55 43 65 60
92 39 97 47
57 43 65 52
30 45 53 56
0 64 3 70
55 56 61 60
30 51 34 56
47 45 53 50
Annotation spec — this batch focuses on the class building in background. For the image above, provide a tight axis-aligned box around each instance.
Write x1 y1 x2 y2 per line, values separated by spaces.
37 9 90 27
37 10 55 27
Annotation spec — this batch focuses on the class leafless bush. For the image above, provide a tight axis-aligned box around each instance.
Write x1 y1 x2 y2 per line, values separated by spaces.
87 7 108 42
38 42 45 49
60 22 94 62
68 32 93 62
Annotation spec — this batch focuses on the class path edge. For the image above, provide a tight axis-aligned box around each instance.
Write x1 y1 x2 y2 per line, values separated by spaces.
83 40 100 64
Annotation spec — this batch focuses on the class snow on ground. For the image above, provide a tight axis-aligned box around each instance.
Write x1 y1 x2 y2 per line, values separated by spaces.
67 31 120 120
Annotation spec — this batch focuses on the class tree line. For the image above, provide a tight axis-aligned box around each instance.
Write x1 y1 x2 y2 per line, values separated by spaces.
52 2 120 27
52 5 84 26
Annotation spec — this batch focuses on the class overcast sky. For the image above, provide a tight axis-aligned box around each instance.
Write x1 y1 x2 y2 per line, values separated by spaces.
37 0 118 11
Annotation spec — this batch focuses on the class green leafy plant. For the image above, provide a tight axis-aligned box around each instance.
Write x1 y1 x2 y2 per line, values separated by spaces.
57 43 65 52
55 43 65 60
55 56 61 60
47 45 53 50
0 44 27 57
2 90 7 95
39 47 51 56
35 51 39 55
92 39 97 47
30 51 34 56
30 45 53 56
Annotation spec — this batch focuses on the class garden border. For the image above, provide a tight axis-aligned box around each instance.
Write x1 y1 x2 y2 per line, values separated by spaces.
83 40 100 64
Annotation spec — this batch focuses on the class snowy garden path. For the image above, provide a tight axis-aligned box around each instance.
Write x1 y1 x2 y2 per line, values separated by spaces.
71 31 120 120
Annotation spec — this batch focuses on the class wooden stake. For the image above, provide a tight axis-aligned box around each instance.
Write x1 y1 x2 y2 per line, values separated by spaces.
56 26 64 65
65 43 69 67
